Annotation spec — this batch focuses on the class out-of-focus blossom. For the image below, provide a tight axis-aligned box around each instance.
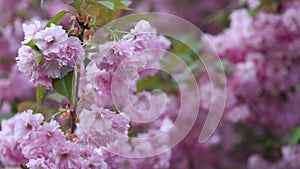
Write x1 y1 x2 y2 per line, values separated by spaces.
0 110 109 168
206 2 300 133
247 0 261 9
0 66 35 106
132 0 238 30
248 145 300 169
84 20 170 108
0 113 27 166
76 105 130 147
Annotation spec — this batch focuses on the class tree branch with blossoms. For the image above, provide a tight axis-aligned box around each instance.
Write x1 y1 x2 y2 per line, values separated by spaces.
1 0 300 168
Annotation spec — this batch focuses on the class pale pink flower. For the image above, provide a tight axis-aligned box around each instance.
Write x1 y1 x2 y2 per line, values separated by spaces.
22 20 43 44
20 120 65 159
17 21 83 87
51 142 83 169
0 114 27 165
16 45 52 88
76 105 129 147
14 110 44 142
34 23 68 55
226 104 250 123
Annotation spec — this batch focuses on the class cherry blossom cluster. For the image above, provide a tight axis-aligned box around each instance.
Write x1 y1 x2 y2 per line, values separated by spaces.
78 20 174 168
0 0 300 168
0 110 108 168
181 0 300 168
16 21 83 88
0 0 73 108
84 20 170 107
0 0 72 113
1 19 174 168
132 0 237 31
206 0 300 133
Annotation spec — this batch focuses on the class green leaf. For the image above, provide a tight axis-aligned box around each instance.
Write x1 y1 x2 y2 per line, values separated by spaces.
47 93 65 103
0 113 13 121
109 0 131 10
84 0 129 26
120 0 132 7
32 49 44 64
70 1 83 11
87 0 131 10
136 73 178 93
52 71 74 103
45 10 67 28
98 1 115 10
137 76 160 92
188 60 202 72
84 58 91 68
36 86 45 104
220 59 234 75
24 40 36 47
249 0 284 15
290 126 300 146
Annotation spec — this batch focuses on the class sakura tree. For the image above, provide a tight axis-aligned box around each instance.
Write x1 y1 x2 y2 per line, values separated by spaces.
0 0 300 169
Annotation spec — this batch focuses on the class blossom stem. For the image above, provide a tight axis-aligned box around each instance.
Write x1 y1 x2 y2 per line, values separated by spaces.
69 11 88 133
71 65 80 133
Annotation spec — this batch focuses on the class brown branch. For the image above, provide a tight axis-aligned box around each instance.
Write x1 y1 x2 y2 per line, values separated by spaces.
70 110 77 133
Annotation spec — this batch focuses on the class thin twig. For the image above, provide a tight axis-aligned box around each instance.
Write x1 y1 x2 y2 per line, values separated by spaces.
71 65 80 133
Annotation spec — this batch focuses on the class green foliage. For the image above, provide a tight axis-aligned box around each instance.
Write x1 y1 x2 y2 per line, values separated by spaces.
249 0 291 15
86 0 131 10
98 1 115 10
23 41 44 65
200 1 238 31
168 36 203 76
210 10 232 28
120 0 132 7
290 126 300 146
104 27 131 41
24 40 36 48
70 0 131 27
234 124 281 161
0 113 13 121
137 76 161 92
36 86 45 104
170 37 200 66
47 93 65 103
32 49 44 64
84 58 91 68
70 1 85 12
52 71 74 103
45 10 67 28
136 72 178 94
220 59 234 75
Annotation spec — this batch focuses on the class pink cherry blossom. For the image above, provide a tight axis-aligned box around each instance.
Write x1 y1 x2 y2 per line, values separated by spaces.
34 23 68 55
76 105 130 147
17 21 83 87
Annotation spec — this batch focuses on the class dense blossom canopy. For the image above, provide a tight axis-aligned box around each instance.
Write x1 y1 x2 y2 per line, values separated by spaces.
0 0 300 168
